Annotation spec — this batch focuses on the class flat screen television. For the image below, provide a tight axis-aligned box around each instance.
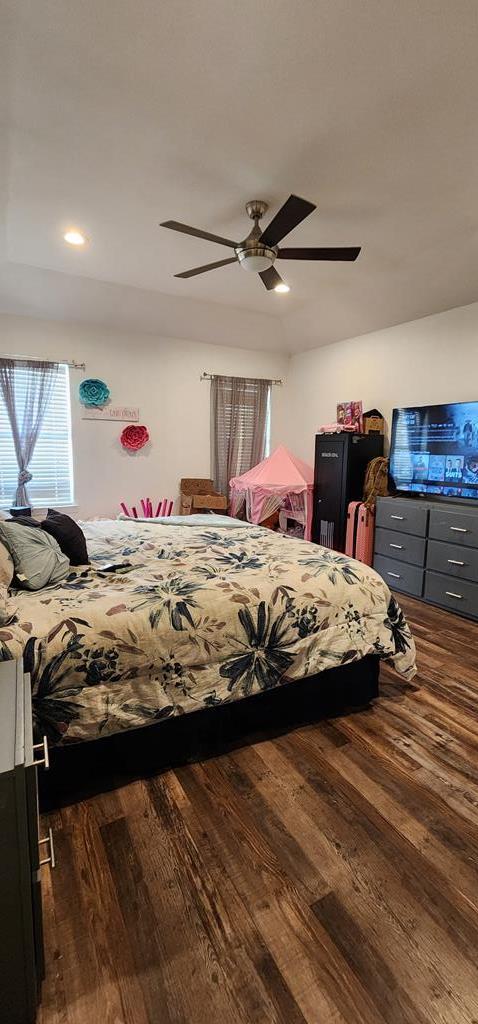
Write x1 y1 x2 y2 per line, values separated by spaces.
389 402 478 503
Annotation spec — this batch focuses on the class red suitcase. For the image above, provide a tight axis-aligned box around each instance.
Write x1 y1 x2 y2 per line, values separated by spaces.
345 500 375 566
345 501 361 558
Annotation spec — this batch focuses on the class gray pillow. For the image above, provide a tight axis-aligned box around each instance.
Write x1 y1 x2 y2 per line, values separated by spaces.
0 521 70 590
0 540 14 588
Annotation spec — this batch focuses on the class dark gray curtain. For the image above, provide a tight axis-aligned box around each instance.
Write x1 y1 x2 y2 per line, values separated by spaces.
0 358 59 506
210 375 271 497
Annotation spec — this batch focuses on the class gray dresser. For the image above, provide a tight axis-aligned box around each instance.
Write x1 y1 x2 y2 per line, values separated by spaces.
0 660 52 1023
374 496 478 620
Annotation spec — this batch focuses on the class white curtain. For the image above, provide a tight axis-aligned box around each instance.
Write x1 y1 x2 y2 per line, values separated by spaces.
0 358 59 506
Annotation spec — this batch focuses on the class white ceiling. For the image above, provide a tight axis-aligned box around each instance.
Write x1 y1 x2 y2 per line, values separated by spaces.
2 0 478 353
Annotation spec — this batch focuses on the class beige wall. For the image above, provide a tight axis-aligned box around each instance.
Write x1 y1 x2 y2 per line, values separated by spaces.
2 300 477 518
0 314 288 518
286 301 478 465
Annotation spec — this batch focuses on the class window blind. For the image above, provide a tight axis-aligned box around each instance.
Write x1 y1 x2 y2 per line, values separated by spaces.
216 380 271 474
211 375 271 495
0 363 74 507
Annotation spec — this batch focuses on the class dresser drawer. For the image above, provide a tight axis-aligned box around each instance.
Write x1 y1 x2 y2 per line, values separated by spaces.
424 571 478 618
426 539 478 582
373 554 424 597
376 500 428 537
374 527 426 566
429 508 478 548
31 877 45 984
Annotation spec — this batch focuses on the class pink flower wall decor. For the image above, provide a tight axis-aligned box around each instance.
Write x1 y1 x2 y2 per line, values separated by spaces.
120 424 150 451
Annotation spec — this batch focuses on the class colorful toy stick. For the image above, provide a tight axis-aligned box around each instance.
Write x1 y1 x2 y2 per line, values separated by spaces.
121 498 173 518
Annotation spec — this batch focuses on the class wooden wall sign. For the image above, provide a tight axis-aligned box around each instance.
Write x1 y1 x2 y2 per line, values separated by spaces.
81 406 140 421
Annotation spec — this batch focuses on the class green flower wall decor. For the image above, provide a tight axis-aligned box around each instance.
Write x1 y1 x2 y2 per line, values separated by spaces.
79 378 110 407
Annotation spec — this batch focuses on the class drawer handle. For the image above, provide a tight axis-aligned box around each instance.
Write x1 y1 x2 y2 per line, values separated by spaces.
389 543 403 549
390 515 405 520
33 735 50 771
450 526 468 533
387 571 401 579
445 591 463 600
39 827 56 869
447 559 465 566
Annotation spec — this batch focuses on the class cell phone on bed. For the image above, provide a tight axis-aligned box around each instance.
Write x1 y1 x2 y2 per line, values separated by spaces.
98 562 134 573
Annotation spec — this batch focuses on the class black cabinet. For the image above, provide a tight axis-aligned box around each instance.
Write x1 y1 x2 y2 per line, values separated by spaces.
0 660 50 1023
312 433 383 551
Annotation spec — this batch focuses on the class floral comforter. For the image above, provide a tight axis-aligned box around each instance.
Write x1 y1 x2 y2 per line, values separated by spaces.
0 519 416 745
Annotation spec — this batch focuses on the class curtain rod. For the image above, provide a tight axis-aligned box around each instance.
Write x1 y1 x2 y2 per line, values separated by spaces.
3 354 86 370
200 372 283 386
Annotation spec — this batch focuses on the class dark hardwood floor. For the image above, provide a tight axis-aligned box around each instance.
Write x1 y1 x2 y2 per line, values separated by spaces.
38 595 478 1024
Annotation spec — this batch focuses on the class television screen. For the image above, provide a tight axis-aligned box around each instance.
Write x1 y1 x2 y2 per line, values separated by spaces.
389 402 478 501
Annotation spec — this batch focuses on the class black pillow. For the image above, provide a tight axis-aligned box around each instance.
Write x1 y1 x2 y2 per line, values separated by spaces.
41 509 89 566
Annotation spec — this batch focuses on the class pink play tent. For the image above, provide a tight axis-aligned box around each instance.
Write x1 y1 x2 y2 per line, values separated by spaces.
230 445 314 541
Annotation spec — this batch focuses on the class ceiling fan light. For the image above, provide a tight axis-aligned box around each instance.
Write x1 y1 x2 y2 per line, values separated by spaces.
275 282 290 293
239 253 272 272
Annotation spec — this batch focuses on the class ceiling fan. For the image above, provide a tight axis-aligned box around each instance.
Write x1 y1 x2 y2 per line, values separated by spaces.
160 194 361 292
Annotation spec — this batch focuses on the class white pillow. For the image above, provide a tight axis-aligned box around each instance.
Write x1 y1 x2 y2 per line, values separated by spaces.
0 540 14 588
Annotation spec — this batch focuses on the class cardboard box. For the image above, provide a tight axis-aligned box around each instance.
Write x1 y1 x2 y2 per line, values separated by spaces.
179 478 227 515
192 494 227 510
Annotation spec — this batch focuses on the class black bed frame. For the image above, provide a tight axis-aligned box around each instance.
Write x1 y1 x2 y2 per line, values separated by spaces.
39 654 379 810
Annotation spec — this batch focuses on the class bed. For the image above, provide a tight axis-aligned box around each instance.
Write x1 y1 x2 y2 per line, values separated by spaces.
0 516 416 749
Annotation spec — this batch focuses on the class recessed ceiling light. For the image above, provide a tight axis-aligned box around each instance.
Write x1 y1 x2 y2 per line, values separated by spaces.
63 229 87 246
274 282 290 293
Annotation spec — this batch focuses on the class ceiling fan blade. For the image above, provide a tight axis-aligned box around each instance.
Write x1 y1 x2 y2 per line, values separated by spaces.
160 220 238 249
175 257 238 279
259 266 284 291
259 195 316 247
278 246 361 261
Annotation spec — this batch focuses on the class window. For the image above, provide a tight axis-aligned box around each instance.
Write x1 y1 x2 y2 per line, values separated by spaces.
211 375 272 496
0 363 74 508
218 379 272 468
